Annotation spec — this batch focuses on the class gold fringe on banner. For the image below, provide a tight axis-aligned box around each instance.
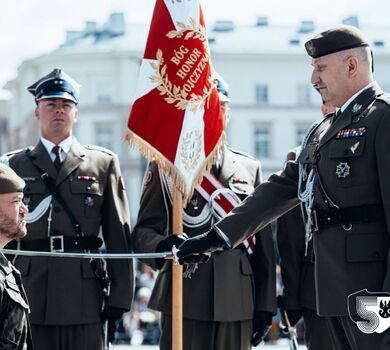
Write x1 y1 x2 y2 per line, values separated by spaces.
124 129 226 202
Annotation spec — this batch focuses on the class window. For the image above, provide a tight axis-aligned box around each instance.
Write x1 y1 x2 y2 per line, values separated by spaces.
296 123 311 146
297 84 311 105
254 125 271 158
255 84 268 105
95 122 114 150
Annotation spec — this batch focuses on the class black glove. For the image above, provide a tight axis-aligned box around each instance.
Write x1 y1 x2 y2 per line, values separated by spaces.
285 309 303 327
176 228 227 264
101 306 126 344
155 234 188 269
252 311 273 347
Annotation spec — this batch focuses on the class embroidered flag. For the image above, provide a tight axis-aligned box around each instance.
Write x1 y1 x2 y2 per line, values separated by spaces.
126 0 224 200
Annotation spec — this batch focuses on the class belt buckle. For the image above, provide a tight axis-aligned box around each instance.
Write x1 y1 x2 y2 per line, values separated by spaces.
50 235 64 252
311 210 319 232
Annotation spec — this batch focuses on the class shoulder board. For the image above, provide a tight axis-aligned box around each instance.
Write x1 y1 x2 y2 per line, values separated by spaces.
228 148 256 160
0 147 32 165
84 144 115 156
377 93 390 106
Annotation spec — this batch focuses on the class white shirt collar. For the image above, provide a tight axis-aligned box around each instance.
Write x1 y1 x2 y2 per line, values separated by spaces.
40 135 73 158
339 81 375 113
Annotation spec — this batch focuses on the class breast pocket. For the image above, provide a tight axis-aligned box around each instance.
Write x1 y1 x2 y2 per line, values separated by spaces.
70 180 103 218
23 181 47 210
326 137 365 187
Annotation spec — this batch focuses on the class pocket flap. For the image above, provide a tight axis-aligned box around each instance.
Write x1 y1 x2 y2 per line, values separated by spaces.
24 181 46 195
346 233 388 262
329 138 365 158
71 180 102 195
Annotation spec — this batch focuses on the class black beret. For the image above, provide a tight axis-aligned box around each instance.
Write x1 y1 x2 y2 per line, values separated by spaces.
27 67 80 104
0 163 25 194
305 25 369 59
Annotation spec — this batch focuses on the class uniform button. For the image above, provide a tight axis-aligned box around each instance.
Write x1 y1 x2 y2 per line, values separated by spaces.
87 186 91 191
54 206 61 213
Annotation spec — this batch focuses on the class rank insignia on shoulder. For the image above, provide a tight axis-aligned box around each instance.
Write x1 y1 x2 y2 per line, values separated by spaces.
337 127 366 139
77 175 96 181
336 162 350 178
352 103 362 113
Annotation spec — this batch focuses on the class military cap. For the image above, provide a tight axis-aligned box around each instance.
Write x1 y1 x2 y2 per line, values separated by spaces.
305 25 369 59
27 67 80 104
0 163 25 194
214 71 231 103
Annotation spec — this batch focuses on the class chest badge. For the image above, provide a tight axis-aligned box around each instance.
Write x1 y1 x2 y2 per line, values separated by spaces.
84 196 94 207
336 162 350 178
352 103 362 113
350 141 360 154
23 196 31 207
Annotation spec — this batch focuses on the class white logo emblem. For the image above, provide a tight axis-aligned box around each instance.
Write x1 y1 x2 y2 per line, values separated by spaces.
348 289 390 334
336 162 350 178
352 103 362 113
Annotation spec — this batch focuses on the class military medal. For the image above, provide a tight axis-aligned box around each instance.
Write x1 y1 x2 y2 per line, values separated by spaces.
77 175 96 181
84 196 94 207
336 162 350 178
337 127 366 139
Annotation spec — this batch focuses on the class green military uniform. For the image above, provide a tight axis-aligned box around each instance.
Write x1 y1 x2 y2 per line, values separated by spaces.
215 83 390 349
0 252 33 349
277 202 333 349
132 148 276 350
3 138 134 349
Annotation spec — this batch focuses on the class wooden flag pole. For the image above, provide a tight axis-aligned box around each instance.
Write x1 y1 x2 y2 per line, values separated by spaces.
172 186 183 350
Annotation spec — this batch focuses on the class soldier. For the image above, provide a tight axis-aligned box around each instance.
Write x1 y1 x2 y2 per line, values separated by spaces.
2 68 134 349
131 74 276 350
0 163 32 349
178 25 390 350
277 101 335 350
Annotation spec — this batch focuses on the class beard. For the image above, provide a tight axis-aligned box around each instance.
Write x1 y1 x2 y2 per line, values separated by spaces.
0 209 27 240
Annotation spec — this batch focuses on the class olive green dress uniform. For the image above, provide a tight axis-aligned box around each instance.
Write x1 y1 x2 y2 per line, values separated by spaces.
132 148 276 350
214 84 390 349
4 138 134 349
0 252 33 350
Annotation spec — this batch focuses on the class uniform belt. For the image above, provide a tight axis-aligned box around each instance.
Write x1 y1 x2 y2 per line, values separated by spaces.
20 236 103 253
310 204 385 232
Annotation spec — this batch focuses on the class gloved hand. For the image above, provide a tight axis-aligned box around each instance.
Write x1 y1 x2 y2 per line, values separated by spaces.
101 306 127 344
285 309 303 327
252 311 273 347
155 234 188 269
176 228 228 264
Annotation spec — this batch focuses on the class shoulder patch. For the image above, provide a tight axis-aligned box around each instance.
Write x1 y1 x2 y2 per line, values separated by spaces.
228 148 256 160
377 93 390 106
84 144 115 156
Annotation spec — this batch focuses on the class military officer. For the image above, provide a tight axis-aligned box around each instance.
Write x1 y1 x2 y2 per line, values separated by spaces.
0 163 32 349
178 25 390 350
131 74 276 350
1 68 134 349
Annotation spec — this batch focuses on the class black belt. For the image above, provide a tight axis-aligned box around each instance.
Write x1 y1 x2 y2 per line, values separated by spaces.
310 204 385 232
20 236 103 252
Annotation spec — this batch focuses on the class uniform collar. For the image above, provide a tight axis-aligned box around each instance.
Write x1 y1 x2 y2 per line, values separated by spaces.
339 81 375 113
40 135 73 156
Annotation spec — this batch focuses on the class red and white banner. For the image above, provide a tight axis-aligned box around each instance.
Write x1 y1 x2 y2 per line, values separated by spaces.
126 0 224 200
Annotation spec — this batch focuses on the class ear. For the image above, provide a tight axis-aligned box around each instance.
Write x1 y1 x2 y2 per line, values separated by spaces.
347 56 358 76
73 108 79 124
34 107 40 120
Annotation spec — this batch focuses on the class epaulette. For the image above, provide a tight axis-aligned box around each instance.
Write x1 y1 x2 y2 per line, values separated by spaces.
377 93 390 106
0 147 32 165
84 144 115 156
229 148 256 160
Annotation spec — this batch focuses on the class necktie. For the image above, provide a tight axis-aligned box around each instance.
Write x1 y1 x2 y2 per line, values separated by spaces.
52 145 63 171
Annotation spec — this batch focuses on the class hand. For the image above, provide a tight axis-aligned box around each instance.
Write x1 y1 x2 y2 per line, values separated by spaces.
155 234 188 269
252 311 273 347
176 228 227 264
101 306 126 344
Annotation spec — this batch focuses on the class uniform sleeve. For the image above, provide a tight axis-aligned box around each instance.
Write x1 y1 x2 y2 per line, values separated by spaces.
276 206 305 310
374 109 390 291
251 160 277 313
131 162 170 271
102 154 134 310
216 160 301 247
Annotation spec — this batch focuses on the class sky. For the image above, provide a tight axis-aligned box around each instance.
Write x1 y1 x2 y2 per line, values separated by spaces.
1 0 390 96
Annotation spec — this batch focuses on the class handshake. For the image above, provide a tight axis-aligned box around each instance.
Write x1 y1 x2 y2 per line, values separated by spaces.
156 228 228 266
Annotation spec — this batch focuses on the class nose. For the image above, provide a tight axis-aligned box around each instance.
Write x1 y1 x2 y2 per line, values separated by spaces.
310 69 318 85
20 202 28 214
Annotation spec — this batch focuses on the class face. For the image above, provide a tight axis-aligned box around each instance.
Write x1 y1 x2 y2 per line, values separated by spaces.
0 192 28 240
35 98 78 142
311 52 351 108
